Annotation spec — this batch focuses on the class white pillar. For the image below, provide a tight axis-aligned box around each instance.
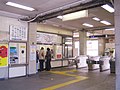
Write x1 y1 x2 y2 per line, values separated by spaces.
115 0 120 89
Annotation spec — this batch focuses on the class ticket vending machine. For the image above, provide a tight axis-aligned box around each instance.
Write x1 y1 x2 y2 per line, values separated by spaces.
9 43 26 78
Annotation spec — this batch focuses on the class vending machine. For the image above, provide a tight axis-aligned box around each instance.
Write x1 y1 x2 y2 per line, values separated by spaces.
9 42 26 78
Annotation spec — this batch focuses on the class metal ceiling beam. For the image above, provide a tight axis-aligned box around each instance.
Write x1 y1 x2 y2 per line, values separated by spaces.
21 0 112 22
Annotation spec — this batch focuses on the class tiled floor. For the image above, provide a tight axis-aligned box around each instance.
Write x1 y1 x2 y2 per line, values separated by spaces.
0 67 115 90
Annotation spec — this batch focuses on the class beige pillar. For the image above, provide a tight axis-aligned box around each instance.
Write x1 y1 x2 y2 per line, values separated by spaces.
27 22 37 75
79 31 87 55
98 38 105 56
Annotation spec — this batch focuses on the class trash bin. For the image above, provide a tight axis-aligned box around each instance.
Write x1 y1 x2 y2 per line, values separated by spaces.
109 59 115 73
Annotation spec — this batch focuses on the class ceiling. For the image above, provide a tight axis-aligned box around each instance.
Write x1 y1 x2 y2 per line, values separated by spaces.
0 0 114 35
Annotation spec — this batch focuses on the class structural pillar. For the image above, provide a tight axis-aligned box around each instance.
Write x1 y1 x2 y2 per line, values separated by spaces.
79 30 87 55
98 38 105 56
115 0 120 90
27 22 37 75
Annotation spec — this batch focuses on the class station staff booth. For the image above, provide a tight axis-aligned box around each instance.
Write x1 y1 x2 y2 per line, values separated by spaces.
36 32 73 69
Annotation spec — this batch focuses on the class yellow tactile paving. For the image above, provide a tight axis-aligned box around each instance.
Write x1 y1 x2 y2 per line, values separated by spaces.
41 69 88 90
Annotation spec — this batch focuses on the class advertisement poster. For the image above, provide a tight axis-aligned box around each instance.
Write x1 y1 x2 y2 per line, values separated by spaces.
30 45 36 61
55 45 62 59
9 43 18 64
0 44 8 67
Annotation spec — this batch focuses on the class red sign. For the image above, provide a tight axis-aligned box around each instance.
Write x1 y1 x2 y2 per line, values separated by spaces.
57 54 61 59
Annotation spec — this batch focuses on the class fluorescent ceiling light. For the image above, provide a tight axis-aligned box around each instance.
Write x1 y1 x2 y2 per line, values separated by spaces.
57 10 88 21
100 20 111 25
105 28 114 30
92 17 100 21
101 4 114 13
82 23 93 27
6 2 35 11
57 16 63 19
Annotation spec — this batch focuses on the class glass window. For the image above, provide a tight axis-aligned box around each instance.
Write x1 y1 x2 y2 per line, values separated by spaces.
87 40 98 56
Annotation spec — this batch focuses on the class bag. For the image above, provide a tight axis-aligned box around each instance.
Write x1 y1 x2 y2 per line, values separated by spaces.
41 52 44 57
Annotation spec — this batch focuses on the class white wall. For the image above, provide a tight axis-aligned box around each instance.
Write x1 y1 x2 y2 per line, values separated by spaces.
0 15 28 79
0 16 28 32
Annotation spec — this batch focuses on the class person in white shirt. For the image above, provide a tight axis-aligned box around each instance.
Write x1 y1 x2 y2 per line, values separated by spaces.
39 47 45 71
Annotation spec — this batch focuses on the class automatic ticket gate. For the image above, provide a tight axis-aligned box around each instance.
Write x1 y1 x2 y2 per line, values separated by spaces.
99 56 111 72
86 56 100 71
86 56 111 72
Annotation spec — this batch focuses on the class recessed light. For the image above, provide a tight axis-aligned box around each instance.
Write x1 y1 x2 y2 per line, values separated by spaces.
92 17 100 21
6 2 35 11
57 16 63 19
100 20 111 25
82 23 93 27
101 4 114 13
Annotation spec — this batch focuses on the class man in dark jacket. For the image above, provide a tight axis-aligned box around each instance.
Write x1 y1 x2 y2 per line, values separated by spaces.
45 48 51 71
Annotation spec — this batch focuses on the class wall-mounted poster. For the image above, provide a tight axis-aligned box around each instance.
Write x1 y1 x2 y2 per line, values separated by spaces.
55 45 62 59
30 45 36 61
9 25 27 41
0 44 8 67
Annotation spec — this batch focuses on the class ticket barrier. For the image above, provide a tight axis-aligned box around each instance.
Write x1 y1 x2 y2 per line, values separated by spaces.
67 56 80 69
99 56 111 72
77 55 88 68
86 56 100 71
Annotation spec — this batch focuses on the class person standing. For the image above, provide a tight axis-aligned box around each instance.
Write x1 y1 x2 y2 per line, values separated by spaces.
39 47 45 71
36 50 39 63
36 50 39 71
45 48 51 71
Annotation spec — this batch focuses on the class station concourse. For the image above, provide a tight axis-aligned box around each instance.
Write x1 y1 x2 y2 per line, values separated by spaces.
0 0 120 90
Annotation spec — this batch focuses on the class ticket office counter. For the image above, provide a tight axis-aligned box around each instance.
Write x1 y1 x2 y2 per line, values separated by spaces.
37 59 69 69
